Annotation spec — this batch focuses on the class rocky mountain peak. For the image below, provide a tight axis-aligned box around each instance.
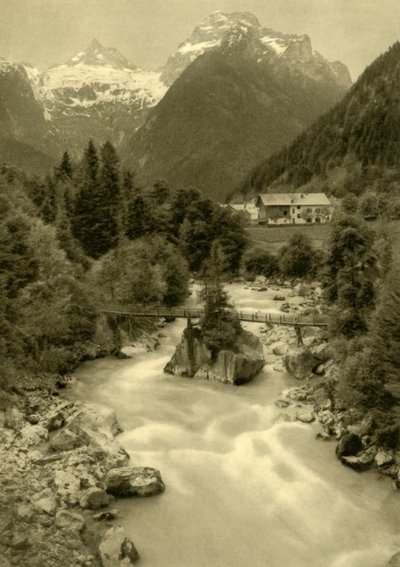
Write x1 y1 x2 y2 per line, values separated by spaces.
219 21 260 56
160 11 352 87
65 39 136 70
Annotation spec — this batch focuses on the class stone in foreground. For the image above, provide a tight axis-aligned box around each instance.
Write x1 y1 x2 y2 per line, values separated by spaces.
106 466 165 497
99 525 139 566
79 487 110 510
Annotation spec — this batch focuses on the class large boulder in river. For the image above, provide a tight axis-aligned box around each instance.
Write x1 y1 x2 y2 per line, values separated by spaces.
283 340 333 380
165 328 264 385
106 466 165 497
99 525 139 566
50 403 129 468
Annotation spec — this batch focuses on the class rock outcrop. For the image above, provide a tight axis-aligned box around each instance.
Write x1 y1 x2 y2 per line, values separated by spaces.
0 394 164 567
164 328 265 385
50 402 129 468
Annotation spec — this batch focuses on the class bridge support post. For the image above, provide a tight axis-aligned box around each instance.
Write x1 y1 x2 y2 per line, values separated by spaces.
294 325 303 346
186 314 195 378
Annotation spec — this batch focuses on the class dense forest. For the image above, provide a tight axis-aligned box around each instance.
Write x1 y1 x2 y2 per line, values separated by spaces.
239 42 400 208
0 141 247 386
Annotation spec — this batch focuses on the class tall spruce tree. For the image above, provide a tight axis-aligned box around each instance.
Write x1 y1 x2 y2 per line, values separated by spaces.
97 140 120 253
72 140 120 259
72 140 100 257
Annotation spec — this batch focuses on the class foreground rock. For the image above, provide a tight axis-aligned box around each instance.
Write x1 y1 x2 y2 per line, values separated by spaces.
99 526 139 566
50 402 129 468
164 328 265 385
0 393 165 567
106 466 165 497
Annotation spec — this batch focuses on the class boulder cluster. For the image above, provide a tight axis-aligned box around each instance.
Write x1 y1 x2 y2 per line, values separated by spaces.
0 390 164 567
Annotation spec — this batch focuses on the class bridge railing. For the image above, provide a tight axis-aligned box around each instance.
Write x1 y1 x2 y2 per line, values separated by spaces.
101 305 328 327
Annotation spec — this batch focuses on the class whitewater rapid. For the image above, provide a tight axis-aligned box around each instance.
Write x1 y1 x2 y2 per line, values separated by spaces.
70 285 400 567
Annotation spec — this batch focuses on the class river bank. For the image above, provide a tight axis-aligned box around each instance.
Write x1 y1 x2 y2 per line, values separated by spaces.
0 314 167 567
3 280 400 566
66 281 400 566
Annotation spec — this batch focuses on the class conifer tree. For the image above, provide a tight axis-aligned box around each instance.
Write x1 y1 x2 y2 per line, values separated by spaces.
41 176 57 224
126 194 150 240
371 269 400 380
199 243 240 358
96 140 120 253
72 140 120 258
325 213 378 337
72 140 100 257
55 151 73 180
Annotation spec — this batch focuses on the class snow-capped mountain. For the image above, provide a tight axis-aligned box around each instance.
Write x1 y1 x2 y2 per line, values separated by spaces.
0 11 352 178
32 39 167 155
160 11 352 88
123 12 353 200
39 39 166 111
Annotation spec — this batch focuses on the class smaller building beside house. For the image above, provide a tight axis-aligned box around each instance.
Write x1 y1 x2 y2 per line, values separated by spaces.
255 193 332 225
219 200 259 224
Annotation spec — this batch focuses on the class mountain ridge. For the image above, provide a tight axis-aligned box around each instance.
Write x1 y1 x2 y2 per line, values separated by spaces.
0 12 352 183
121 13 352 200
238 41 400 199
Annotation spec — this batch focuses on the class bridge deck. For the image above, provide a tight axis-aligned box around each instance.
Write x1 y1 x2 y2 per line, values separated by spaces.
102 307 328 327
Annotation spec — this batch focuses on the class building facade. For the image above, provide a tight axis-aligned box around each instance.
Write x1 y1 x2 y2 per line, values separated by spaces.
255 193 332 225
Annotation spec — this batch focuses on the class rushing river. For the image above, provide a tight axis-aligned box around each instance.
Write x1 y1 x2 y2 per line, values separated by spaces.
71 285 400 567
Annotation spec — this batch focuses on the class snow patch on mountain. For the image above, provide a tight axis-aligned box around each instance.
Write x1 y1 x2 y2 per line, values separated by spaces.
38 42 167 117
177 40 219 55
259 36 288 56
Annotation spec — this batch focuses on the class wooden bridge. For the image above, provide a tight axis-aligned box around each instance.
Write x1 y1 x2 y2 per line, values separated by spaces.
102 306 328 328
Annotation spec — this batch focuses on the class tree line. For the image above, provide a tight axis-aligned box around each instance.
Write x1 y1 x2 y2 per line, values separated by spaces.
0 140 247 383
238 42 400 209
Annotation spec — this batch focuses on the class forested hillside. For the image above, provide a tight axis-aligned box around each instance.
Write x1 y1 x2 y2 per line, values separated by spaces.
240 42 400 202
0 142 247 388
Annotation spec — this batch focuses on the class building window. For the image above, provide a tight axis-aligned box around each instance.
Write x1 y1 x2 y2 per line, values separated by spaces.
306 208 312 213
297 214 301 219
283 210 287 216
307 218 312 223
297 206 300 209
292 208 295 213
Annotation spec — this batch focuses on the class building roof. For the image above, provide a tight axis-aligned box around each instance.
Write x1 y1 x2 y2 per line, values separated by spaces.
257 193 331 207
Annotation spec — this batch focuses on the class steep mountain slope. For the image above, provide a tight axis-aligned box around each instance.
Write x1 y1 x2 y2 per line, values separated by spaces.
240 42 400 197
0 58 55 174
36 39 167 156
123 13 352 200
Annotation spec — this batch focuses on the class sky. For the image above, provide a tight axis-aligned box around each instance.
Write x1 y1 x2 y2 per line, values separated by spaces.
0 0 399 79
